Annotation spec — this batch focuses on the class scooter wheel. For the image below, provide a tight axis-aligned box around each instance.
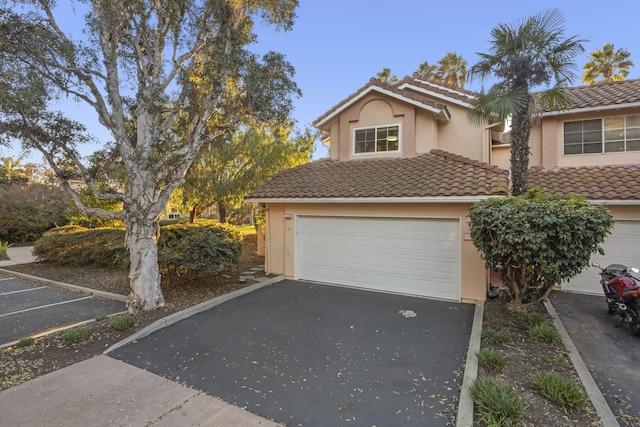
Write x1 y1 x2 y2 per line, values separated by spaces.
608 303 616 315
631 321 640 337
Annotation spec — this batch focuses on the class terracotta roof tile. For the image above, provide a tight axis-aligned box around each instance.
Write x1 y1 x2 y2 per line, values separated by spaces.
538 78 640 112
527 164 640 200
246 150 510 201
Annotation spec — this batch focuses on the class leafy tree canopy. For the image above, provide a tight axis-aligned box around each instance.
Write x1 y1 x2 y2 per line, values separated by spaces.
582 43 634 85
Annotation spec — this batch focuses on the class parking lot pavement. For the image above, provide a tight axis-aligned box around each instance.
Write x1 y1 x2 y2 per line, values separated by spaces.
551 291 640 426
111 280 475 426
0 273 127 346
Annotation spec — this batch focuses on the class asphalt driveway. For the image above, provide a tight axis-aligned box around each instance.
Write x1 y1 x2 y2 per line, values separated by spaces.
551 291 640 426
0 272 127 346
111 280 474 426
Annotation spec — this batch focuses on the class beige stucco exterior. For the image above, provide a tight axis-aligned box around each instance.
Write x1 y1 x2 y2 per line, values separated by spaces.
262 201 488 303
326 92 488 162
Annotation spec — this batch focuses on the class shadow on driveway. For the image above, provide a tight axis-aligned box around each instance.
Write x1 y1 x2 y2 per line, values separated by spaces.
111 280 474 426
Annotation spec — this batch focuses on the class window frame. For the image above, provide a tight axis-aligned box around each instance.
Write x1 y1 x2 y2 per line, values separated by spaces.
563 115 640 156
352 123 401 156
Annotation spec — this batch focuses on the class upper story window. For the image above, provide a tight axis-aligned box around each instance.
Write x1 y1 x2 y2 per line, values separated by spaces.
564 115 640 155
354 124 400 154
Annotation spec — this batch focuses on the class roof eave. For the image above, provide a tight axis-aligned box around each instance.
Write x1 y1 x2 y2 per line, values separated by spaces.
542 102 640 117
313 86 449 129
245 195 505 204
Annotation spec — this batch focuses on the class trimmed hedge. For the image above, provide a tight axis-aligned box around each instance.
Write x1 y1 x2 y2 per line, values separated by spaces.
33 220 243 276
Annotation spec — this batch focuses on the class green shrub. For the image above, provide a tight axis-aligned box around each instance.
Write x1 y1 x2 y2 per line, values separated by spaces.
158 221 243 276
476 349 507 370
32 220 243 276
110 314 136 331
0 240 11 260
62 326 92 343
521 312 548 328
469 378 526 426
16 337 35 348
530 371 586 410
0 183 76 243
529 324 562 344
481 328 508 345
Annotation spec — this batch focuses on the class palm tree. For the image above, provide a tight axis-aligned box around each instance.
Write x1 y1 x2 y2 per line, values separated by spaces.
436 52 468 88
414 60 438 80
468 9 585 195
582 43 634 84
0 156 27 184
375 67 399 84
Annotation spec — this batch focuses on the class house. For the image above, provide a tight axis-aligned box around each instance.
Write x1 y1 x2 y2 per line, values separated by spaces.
246 76 640 301
522 79 640 294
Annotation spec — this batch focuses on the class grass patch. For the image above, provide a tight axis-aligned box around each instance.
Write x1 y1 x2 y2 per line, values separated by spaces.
476 348 506 371
16 337 35 348
110 313 136 331
536 353 569 367
530 371 587 410
236 224 257 236
95 314 108 321
469 377 526 426
481 328 508 345
484 312 502 328
529 324 562 344
521 312 548 327
62 326 92 343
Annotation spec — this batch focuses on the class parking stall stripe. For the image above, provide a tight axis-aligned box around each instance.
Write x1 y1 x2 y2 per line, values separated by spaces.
0 286 48 296
0 277 12 281
0 296 93 318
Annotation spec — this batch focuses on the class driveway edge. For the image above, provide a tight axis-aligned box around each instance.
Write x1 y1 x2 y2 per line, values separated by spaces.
104 275 285 355
455 300 483 427
543 299 620 427
0 267 128 302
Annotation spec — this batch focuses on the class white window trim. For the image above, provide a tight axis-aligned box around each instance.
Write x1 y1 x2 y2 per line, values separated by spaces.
563 115 640 156
352 123 402 156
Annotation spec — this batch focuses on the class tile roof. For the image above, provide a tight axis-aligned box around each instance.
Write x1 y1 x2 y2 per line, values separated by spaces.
527 164 640 201
539 78 640 113
312 77 465 129
246 150 510 201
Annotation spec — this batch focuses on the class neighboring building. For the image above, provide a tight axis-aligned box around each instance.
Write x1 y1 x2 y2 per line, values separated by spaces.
247 76 640 301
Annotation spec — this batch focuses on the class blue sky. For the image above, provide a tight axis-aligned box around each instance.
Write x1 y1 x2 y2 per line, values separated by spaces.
5 0 640 161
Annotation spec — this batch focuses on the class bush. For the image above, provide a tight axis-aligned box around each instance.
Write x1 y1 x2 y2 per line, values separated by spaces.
476 349 507 370
62 326 92 343
469 378 526 426
110 314 136 331
158 221 243 276
481 328 508 345
33 220 243 276
0 240 11 260
530 371 586 410
0 183 76 243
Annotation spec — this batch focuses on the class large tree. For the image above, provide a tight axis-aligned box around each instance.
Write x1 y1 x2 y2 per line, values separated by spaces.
468 9 585 195
0 1 300 310
582 43 635 85
175 126 314 223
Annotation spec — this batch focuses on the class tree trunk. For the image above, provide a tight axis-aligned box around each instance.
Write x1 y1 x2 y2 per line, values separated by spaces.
189 209 197 224
125 216 165 311
218 201 228 223
510 109 532 196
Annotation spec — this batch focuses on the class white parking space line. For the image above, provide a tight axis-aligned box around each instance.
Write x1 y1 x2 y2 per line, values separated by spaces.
0 286 48 296
0 277 12 281
0 296 92 318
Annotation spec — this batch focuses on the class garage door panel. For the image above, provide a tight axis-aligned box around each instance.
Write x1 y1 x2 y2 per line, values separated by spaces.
563 220 640 294
297 216 460 300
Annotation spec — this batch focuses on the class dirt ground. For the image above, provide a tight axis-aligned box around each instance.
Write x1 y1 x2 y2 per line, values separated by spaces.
0 242 605 425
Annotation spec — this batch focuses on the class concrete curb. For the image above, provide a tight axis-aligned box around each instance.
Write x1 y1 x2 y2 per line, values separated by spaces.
0 268 129 302
104 275 285 355
543 299 620 427
456 300 483 427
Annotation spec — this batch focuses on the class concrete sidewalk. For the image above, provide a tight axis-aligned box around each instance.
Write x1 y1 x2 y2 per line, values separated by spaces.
0 246 36 267
0 355 282 427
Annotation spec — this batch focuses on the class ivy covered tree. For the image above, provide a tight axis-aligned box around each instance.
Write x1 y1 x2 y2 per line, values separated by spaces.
468 189 613 311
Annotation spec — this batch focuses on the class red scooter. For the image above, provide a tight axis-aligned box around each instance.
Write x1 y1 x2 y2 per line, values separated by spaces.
592 262 640 336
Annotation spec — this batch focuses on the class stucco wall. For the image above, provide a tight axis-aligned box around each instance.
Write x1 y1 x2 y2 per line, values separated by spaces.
263 202 489 303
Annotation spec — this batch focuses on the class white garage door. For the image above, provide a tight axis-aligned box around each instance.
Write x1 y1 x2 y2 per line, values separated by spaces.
296 216 460 301
563 220 640 295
